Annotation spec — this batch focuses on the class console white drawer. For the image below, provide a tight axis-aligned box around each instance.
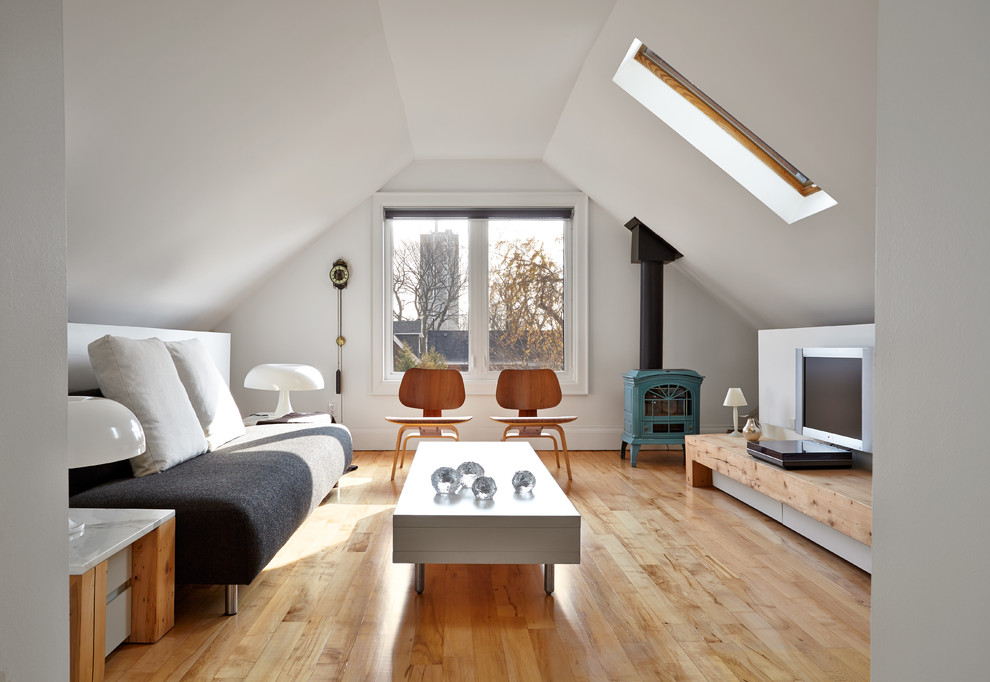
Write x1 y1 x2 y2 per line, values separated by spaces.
105 586 132 656
105 546 131 595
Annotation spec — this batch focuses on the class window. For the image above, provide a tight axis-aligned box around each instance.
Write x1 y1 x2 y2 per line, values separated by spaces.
372 192 588 394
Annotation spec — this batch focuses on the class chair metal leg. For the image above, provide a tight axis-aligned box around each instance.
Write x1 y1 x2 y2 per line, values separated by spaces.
225 585 238 615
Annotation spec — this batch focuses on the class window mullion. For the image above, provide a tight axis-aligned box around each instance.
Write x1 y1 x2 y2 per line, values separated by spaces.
467 218 489 379
383 217 396 380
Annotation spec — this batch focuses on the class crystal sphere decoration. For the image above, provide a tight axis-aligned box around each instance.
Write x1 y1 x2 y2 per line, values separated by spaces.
471 475 497 500
511 470 536 493
431 466 460 494
457 461 485 489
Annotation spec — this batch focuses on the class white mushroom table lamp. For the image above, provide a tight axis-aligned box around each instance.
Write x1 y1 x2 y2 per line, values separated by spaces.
67 396 146 536
244 363 325 418
723 387 748 437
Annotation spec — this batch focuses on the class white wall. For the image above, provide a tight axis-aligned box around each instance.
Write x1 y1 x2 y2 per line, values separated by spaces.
218 160 757 450
873 1 990 679
758 324 875 434
64 1 413 331
0 0 69 679
758 324 875 469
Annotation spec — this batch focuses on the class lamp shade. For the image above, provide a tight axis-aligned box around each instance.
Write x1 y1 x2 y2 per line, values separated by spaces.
723 387 747 408
67 396 146 469
243 363 324 391
244 363 325 417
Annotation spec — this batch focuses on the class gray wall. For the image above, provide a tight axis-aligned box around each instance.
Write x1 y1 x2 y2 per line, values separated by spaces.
873 1 990 678
0 0 69 678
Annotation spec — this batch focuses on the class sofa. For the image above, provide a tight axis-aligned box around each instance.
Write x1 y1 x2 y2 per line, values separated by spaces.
68 331 352 614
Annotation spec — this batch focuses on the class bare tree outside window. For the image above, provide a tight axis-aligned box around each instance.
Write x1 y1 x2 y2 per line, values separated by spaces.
415 231 467 333
488 224 565 370
390 220 469 371
387 213 567 374
377 195 584 390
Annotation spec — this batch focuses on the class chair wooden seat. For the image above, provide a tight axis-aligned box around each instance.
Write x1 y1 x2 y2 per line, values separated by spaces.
386 368 471 480
489 369 575 479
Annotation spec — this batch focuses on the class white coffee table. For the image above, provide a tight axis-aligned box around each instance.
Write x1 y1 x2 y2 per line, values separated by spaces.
392 441 581 594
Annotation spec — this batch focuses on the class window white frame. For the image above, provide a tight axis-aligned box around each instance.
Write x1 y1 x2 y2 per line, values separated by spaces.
371 192 588 395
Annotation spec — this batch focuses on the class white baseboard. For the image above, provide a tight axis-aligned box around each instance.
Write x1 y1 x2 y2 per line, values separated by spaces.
347 425 630 451
347 418 726 450
348 422 732 452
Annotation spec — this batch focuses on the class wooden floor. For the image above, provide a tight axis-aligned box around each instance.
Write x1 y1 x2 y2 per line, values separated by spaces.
104 449 871 681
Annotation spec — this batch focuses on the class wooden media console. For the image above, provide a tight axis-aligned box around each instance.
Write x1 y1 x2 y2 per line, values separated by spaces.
685 434 872 570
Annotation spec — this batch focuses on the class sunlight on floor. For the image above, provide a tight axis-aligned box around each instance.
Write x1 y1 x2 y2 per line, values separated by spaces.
262 502 395 571
335 475 373 489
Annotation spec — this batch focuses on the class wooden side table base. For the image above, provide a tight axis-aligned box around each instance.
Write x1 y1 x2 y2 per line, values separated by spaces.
129 519 176 643
69 511 175 682
69 564 106 682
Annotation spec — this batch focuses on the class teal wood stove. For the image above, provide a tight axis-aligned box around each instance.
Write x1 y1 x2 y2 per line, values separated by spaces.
619 219 702 467
621 369 704 467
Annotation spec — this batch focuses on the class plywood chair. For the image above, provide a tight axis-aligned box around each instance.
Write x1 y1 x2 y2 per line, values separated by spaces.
385 368 472 480
490 368 576 479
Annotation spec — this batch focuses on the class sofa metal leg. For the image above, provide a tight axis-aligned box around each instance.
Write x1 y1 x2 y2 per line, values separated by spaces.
225 585 238 615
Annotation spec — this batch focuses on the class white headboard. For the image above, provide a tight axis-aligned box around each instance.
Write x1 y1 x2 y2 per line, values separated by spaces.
68 322 231 392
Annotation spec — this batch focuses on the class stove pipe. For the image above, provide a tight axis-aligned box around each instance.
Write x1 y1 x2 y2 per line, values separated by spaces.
625 217 683 370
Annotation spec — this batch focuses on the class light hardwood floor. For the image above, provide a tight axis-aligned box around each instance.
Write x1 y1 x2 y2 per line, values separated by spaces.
104 449 870 681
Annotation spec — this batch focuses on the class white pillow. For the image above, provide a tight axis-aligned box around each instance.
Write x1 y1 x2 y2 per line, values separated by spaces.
88 335 207 476
166 338 245 450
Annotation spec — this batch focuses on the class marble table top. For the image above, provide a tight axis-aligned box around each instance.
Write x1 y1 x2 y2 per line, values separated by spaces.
68 508 174 574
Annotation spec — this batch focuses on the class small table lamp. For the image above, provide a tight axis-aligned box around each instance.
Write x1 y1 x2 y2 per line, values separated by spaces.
244 363 324 417
67 396 146 535
723 387 748 437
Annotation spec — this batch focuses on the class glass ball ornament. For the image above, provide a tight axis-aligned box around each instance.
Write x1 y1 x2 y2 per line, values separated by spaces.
431 466 460 494
471 475 497 500
456 461 485 489
511 470 536 493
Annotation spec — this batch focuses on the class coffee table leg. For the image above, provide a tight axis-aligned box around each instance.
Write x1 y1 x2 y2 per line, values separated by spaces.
415 564 425 594
544 564 555 594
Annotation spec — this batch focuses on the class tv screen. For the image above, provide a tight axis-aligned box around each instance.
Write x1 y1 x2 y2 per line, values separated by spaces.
802 356 862 440
795 347 873 452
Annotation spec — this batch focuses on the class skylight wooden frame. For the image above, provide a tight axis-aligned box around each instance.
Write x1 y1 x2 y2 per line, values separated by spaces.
613 39 836 224
634 46 821 198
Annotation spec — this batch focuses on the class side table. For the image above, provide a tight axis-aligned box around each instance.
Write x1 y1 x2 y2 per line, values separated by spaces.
68 508 175 682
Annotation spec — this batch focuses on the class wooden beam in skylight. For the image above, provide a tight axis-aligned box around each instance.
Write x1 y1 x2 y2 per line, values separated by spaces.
613 39 836 224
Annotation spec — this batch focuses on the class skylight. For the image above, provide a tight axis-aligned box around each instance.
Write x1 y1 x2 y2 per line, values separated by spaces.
613 39 836 224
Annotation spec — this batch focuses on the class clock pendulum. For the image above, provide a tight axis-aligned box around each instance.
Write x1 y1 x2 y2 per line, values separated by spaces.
329 259 349 420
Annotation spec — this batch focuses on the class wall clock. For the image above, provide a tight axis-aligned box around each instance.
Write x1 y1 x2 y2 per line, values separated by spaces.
330 259 350 290
329 259 349 416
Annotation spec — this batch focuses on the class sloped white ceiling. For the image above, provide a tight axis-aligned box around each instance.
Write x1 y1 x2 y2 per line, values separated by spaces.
378 0 616 158
64 0 877 331
65 1 413 329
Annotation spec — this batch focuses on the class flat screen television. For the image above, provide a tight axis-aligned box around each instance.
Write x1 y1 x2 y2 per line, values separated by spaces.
795 347 874 453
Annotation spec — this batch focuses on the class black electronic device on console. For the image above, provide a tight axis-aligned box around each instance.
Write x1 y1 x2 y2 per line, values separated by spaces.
747 440 852 470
